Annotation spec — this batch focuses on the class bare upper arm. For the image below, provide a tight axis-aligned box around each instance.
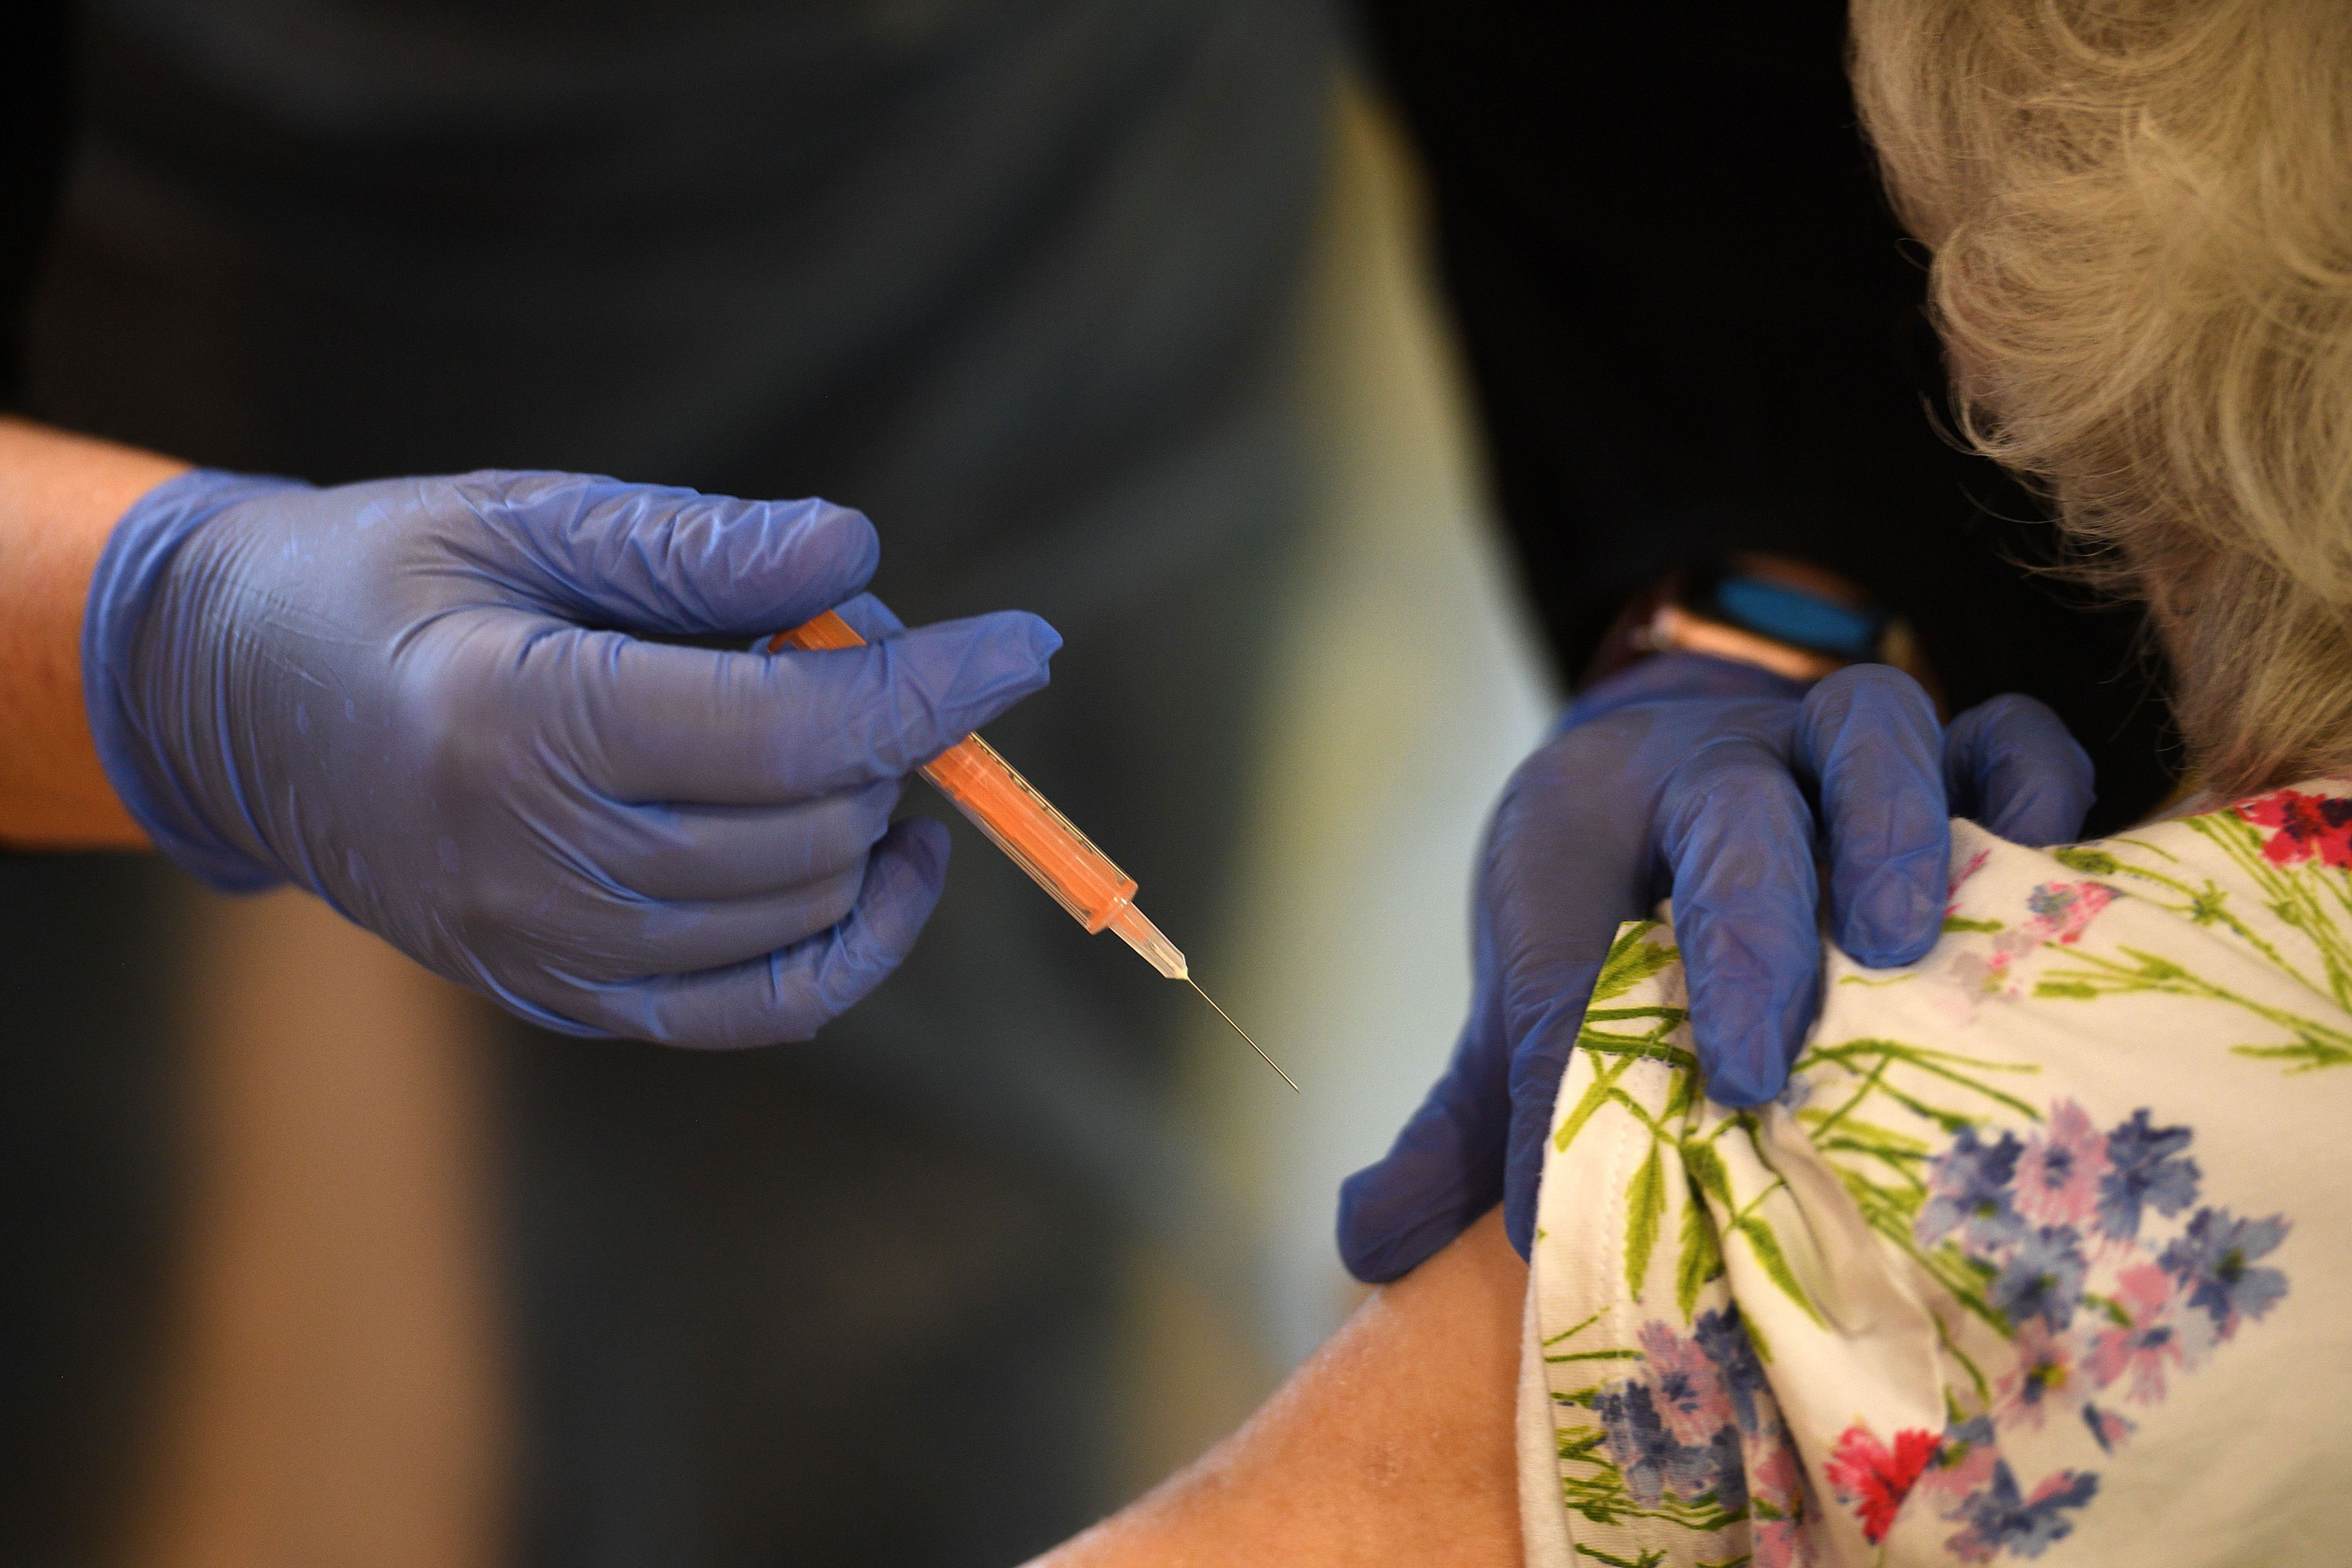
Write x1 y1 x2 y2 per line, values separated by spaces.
1031 1208 1526 1568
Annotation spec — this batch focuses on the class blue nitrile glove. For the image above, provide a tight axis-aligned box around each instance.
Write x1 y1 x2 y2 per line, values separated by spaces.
1337 653 2094 1276
82 467 1060 1047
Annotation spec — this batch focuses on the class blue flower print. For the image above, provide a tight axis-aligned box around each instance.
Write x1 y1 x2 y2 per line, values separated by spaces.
2000 1323 2072 1426
1918 1126 2025 1250
1936 1414 1995 1473
2080 1402 2135 1455
1593 1382 1719 1506
1705 1425 1749 1515
1990 1226 2087 1333
1946 1462 2099 1560
1692 1305 1770 1436
1644 1339 1724 1443
2160 1208 2290 1335
2096 1111 2199 1242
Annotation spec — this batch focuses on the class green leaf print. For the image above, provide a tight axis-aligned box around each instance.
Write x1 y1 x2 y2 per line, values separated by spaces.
1661 1063 1701 1122
1676 1179 1724 1319
2233 1037 2352 1070
2052 845 2119 875
1569 1547 1672 1567
1556 1054 1636 1154
1625 1144 1667 1295
1682 1138 1733 1209
2037 944 2352 1071
1803 1038 2043 1122
1735 1216 1826 1328
1592 922 1679 1004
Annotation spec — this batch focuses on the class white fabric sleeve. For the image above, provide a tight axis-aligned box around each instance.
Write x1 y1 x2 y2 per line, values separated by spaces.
1516 1280 1574 1566
1512 793 2352 1566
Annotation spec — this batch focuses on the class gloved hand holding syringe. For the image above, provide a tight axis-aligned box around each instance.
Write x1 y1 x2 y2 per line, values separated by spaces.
771 607 1297 1091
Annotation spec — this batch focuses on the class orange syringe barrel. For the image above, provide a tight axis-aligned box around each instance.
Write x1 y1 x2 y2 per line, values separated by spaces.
767 610 1187 978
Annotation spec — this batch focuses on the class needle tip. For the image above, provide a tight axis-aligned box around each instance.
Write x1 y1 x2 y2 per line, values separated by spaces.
1186 977 1299 1093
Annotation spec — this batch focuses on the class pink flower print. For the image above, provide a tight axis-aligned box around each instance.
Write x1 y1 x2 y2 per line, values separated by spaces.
1995 1322 2075 1430
2023 881 2116 945
1747 1439 1804 1515
1941 885 2116 1016
1947 848 1992 911
1936 949 1999 1007
2237 788 2352 869
1637 1320 1731 1446
1746 1443 1815 1567
2013 1100 2108 1228
1947 1525 1998 1565
1750 1439 1800 1496
1928 943 2023 1021
1752 1518 1811 1568
1914 1417 1999 1511
1984 931 2034 980
2082 1262 2184 1403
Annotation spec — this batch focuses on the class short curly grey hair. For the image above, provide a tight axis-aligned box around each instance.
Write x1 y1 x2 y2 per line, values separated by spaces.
1850 0 2352 797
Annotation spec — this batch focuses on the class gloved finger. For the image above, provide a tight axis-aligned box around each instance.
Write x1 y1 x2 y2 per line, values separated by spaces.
1342 722 1663 1277
1480 724 1664 1033
1560 650 1810 729
830 592 906 641
741 593 901 654
569 867 875 981
1944 694 2096 848
1337 962 1512 1284
549 817 951 1047
1796 665 1950 968
594 782 900 902
552 610 1060 804
459 472 881 638
1660 735 1823 1107
1481 726 1668 1254
1504 1001 1592 1259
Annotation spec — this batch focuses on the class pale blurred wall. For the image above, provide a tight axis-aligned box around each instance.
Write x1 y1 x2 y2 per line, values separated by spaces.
118 78 1552 1562
1111 82 1553 1495
1194 85 1552 1366
121 894 508 1568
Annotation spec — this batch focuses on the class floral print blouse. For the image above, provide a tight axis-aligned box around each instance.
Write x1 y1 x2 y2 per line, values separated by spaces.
1516 783 2351 1566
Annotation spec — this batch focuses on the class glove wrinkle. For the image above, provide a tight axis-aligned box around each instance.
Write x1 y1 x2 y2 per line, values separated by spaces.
83 467 1046 1048
1338 654 2097 1283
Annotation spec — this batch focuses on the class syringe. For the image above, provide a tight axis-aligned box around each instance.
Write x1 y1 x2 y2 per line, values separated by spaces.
769 610 1297 1092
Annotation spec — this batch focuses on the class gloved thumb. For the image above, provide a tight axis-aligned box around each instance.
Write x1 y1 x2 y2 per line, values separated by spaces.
1337 1059 1509 1284
559 609 1061 803
1502 1001 1590 1258
1337 972 1512 1283
778 611 1064 791
1944 694 2096 848
453 470 881 637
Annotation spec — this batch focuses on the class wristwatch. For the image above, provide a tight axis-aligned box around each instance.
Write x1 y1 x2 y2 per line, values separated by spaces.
1582 553 1939 706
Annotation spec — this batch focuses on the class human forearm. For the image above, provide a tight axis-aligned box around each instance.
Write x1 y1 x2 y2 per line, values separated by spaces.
0 416 188 848
1031 1209 1526 1568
